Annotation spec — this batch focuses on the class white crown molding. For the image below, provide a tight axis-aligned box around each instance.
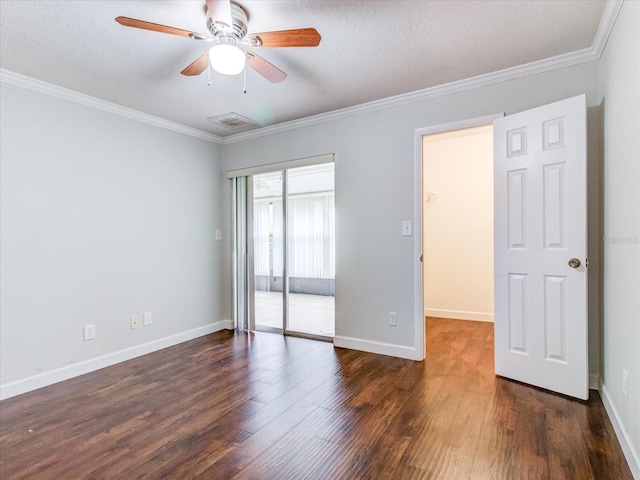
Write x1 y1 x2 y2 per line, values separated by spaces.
223 0 623 145
0 69 224 145
592 0 624 58
1 1 622 147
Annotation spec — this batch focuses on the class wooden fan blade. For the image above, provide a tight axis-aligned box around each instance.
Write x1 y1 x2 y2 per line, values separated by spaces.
247 28 321 47
246 52 287 83
206 0 233 31
115 16 207 38
181 52 209 76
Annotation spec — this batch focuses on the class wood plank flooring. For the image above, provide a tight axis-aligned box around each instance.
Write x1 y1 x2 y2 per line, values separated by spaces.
0 317 632 479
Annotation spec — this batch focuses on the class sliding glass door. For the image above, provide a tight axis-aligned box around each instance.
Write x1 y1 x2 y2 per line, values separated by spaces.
249 163 335 338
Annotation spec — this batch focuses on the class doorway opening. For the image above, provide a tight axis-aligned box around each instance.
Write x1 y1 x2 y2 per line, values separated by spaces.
422 124 495 333
417 96 588 399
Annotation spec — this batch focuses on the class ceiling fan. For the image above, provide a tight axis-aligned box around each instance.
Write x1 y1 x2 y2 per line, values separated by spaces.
115 0 321 83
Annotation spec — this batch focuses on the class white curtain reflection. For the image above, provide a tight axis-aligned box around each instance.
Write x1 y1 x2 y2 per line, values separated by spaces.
288 194 335 279
253 193 334 280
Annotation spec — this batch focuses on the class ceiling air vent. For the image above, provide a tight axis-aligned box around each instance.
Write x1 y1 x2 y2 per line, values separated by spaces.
207 112 258 135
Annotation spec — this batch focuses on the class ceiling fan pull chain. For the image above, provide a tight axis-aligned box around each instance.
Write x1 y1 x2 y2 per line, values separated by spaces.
207 63 212 86
243 66 247 94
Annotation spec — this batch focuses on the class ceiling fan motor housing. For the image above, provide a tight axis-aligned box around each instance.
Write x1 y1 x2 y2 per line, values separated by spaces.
206 2 248 40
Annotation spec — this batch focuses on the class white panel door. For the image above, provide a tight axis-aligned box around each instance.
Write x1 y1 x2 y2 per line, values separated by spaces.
494 95 588 400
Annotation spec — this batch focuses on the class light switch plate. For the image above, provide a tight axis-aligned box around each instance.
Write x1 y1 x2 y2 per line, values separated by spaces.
402 220 412 236
143 312 153 326
215 229 222 241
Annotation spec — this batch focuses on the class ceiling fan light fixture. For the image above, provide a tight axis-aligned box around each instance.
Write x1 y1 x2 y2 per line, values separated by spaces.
209 38 246 75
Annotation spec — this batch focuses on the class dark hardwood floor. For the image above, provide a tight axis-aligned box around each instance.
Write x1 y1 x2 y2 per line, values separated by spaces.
0 317 632 479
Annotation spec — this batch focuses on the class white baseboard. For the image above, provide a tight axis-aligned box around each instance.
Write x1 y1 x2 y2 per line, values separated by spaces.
333 335 420 361
600 382 640 479
589 373 600 390
0 320 234 401
220 319 234 330
425 308 494 323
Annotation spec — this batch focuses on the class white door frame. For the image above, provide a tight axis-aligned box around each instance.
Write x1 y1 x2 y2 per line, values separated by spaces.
413 113 504 360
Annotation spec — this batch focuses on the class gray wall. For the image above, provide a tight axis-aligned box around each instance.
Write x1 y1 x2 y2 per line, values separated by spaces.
224 61 601 356
598 0 640 470
1 59 606 392
0 83 230 385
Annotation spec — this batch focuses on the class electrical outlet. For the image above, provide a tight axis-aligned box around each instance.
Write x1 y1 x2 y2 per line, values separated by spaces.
131 316 140 329
389 312 397 326
143 312 153 326
622 369 629 398
83 324 95 341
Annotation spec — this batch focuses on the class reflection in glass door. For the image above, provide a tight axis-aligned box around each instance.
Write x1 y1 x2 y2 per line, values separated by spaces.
251 163 335 338
286 164 335 336
252 171 284 332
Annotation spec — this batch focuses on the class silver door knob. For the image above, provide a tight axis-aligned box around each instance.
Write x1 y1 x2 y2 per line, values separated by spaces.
568 258 581 268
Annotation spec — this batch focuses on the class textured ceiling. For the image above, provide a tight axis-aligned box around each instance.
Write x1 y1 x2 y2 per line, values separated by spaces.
0 0 607 137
